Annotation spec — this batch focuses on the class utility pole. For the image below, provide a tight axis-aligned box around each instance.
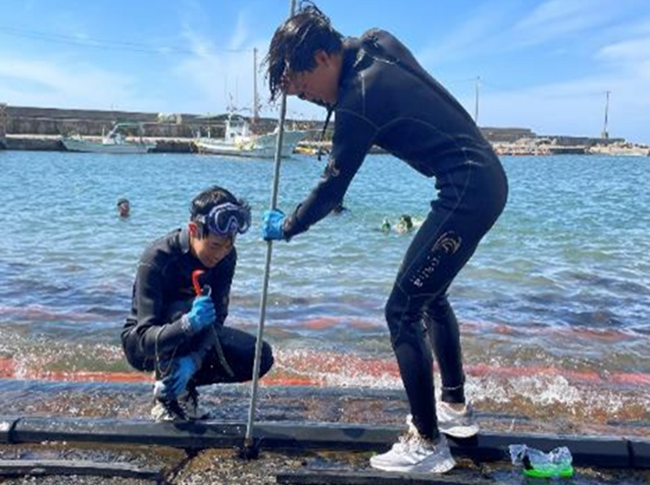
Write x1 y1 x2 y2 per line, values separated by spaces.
253 47 259 123
601 90 610 139
474 76 481 125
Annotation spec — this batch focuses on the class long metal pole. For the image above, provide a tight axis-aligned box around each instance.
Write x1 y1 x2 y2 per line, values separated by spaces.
253 47 259 123
245 0 297 450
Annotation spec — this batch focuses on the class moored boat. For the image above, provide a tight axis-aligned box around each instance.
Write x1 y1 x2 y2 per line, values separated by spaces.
194 114 306 158
588 142 650 157
61 122 156 154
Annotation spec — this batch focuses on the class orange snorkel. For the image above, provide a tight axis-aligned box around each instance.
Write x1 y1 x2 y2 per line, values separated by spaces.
192 269 209 296
190 269 233 378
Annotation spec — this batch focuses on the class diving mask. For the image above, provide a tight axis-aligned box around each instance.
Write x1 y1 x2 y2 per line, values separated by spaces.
197 202 251 237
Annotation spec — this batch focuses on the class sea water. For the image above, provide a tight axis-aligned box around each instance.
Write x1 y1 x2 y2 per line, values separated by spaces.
0 150 648 433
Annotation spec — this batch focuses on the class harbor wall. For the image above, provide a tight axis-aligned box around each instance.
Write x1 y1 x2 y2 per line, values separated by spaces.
6 106 210 138
0 103 6 147
8 117 201 138
481 127 536 143
4 105 318 140
2 104 638 155
543 135 624 147
7 105 610 145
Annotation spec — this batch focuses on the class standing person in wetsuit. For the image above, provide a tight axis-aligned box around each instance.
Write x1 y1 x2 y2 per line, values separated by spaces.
122 186 274 421
263 4 507 474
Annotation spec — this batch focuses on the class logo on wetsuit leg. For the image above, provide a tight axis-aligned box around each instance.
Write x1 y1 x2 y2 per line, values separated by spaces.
432 231 462 254
410 231 462 288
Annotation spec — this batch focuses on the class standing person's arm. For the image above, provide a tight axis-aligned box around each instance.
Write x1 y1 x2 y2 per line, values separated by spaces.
283 109 378 238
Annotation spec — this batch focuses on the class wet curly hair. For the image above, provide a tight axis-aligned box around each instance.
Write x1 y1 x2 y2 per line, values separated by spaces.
265 2 343 101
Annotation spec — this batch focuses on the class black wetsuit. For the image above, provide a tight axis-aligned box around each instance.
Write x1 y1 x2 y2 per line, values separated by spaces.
283 29 508 440
121 228 273 386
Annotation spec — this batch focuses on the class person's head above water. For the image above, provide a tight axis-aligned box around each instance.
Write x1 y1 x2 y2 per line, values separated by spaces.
399 214 413 230
394 214 415 234
117 198 130 217
266 2 344 108
188 186 251 269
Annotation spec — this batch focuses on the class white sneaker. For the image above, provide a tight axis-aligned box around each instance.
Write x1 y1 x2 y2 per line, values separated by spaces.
437 401 479 438
370 417 456 473
151 398 187 422
150 386 210 422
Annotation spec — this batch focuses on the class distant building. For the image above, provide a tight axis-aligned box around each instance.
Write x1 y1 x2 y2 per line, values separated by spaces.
543 135 624 147
480 127 537 143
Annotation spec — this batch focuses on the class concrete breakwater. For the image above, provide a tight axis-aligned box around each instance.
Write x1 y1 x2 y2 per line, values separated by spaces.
2 104 647 156
3 105 307 138
0 103 6 148
0 105 323 154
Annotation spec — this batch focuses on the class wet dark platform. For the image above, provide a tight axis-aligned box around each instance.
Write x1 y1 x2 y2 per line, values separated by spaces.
0 459 161 480
1 415 648 469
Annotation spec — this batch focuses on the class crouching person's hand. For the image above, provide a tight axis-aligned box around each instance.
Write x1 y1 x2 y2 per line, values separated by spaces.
181 295 215 334
160 354 199 399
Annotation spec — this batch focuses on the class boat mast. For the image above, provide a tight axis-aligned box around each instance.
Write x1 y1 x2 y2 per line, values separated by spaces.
601 90 610 139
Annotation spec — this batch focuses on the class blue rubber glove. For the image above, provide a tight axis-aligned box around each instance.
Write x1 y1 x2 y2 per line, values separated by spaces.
160 355 198 399
262 209 286 240
182 295 215 334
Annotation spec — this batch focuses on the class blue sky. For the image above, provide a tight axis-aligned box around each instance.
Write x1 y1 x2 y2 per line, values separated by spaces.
1 0 649 142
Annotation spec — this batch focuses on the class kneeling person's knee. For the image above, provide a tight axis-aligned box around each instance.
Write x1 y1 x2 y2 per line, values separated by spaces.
259 341 274 377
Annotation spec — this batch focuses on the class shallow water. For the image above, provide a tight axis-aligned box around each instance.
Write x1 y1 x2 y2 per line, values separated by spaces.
0 150 648 434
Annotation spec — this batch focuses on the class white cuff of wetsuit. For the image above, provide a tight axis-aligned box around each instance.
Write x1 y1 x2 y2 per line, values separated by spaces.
180 314 194 334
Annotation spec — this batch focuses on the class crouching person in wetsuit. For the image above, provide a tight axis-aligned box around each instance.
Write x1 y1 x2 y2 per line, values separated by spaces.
263 5 507 474
121 186 274 421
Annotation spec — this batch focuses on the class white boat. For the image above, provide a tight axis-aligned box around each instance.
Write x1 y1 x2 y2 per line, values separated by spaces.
61 122 156 154
588 142 650 157
194 114 306 158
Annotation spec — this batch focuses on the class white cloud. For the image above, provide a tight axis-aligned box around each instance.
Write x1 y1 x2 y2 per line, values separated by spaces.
418 3 650 142
514 0 613 45
518 0 593 29
598 15 650 40
417 0 620 67
0 56 152 110
229 11 249 51
598 37 650 63
471 72 650 142
596 28 650 92
416 2 514 65
175 23 269 115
